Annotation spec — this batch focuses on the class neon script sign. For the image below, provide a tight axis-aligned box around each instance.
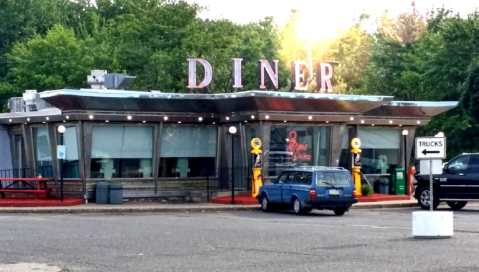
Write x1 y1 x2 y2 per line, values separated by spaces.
287 131 311 162
187 58 334 92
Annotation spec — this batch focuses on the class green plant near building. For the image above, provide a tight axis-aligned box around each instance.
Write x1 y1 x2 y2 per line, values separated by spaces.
361 185 373 196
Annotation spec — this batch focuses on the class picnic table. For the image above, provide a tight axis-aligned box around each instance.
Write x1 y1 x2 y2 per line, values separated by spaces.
0 178 54 198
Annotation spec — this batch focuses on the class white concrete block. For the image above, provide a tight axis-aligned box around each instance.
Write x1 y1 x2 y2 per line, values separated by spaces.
412 211 453 238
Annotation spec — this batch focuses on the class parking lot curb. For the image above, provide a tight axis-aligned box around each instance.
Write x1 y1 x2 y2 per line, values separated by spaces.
352 202 418 209
0 201 420 214
0 206 263 214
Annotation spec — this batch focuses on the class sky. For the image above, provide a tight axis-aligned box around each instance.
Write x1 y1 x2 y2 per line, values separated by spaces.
185 0 478 39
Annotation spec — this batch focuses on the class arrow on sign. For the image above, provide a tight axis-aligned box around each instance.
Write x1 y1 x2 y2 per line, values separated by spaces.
422 149 440 156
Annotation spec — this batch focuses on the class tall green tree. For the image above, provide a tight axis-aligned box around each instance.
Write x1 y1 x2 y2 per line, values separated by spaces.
8 25 92 90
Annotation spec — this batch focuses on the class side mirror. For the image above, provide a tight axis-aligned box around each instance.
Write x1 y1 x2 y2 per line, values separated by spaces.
447 166 456 174
271 179 278 184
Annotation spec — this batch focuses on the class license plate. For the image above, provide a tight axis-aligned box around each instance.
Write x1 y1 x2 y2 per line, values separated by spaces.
329 189 340 195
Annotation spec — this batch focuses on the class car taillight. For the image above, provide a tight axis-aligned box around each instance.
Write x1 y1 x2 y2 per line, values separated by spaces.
353 188 357 197
309 187 316 198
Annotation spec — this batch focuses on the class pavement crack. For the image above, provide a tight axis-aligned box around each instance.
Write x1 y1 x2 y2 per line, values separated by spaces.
213 245 322 257
313 243 371 250
455 229 479 234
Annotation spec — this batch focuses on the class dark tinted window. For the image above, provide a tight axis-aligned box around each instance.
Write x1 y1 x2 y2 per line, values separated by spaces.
469 156 479 173
294 171 313 185
448 156 470 171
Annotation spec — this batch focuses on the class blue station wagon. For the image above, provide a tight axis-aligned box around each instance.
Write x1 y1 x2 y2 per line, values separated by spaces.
257 167 358 215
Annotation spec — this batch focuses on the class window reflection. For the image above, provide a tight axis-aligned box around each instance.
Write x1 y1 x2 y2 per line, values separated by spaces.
33 127 53 177
159 126 217 178
90 125 153 178
269 126 329 176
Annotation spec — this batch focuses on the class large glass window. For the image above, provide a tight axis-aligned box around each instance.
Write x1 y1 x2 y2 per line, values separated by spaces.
359 128 400 174
90 125 153 178
269 125 329 176
159 126 217 178
33 127 53 177
57 126 80 178
339 128 400 174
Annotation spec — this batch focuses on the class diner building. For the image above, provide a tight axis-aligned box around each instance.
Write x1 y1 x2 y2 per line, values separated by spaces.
0 71 458 202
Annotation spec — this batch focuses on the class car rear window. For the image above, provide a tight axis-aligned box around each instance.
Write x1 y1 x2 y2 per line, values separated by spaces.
316 172 351 187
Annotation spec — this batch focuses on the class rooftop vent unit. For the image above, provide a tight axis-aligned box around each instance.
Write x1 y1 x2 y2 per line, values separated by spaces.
104 73 136 90
87 70 136 90
8 97 24 113
8 90 51 113
87 70 107 89
23 90 38 112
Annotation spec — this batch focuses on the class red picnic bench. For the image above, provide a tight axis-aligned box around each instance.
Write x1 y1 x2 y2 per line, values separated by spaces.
0 178 54 198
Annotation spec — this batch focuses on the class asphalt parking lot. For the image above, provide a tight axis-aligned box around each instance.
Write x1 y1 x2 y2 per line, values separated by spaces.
1 206 479 272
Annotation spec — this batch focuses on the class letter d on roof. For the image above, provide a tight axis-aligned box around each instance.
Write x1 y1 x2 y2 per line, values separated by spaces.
187 58 213 89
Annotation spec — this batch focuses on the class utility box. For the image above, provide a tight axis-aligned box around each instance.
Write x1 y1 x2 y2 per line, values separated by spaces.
390 168 406 195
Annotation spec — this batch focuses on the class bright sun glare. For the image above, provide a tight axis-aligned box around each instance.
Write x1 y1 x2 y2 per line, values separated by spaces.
294 1 430 41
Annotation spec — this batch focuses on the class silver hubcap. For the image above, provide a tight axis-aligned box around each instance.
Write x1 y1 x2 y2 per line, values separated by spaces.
294 199 300 212
262 197 268 209
420 190 431 207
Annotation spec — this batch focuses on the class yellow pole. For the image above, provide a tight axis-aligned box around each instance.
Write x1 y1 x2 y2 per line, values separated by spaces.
252 168 262 198
350 138 362 196
352 166 362 196
250 138 263 198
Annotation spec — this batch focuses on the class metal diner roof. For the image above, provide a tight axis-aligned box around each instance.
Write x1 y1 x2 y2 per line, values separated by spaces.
39 89 394 114
364 101 459 118
0 89 458 124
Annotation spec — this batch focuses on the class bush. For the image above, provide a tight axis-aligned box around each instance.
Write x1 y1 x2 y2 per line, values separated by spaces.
361 184 373 196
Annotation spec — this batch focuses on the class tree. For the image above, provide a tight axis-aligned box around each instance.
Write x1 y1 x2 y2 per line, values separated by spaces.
0 0 92 77
377 1 429 44
8 25 92 91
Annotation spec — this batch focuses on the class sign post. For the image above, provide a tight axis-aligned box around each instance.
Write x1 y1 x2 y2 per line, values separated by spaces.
412 136 452 238
415 137 446 212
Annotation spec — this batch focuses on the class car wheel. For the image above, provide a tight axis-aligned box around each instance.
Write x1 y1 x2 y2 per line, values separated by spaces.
292 198 305 215
334 208 345 216
261 194 271 212
447 201 467 210
417 186 439 210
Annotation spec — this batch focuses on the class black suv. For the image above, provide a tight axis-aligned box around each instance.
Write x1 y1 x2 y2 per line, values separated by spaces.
414 153 479 210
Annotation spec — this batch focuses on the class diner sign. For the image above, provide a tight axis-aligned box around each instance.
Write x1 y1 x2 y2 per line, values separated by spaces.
187 58 334 92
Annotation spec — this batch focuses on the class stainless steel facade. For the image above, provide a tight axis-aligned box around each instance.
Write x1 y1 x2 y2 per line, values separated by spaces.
0 89 458 200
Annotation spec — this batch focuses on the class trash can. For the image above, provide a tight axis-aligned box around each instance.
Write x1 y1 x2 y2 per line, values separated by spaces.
389 167 406 195
109 184 123 204
378 178 389 194
373 179 380 193
96 182 110 204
